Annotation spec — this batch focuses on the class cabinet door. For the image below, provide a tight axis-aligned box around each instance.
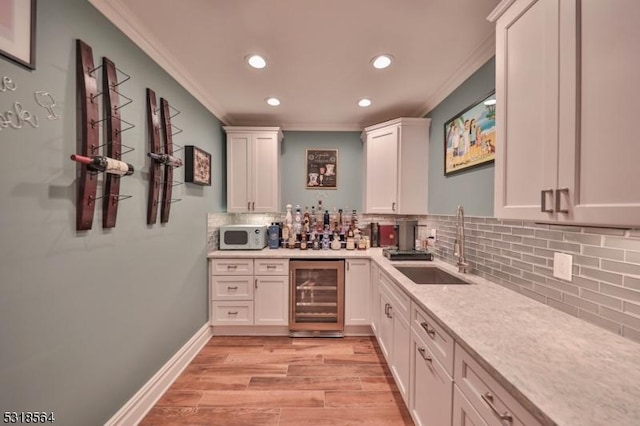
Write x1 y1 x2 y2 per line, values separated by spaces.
494 0 560 221
370 262 380 335
226 133 251 212
365 126 399 214
452 385 488 426
345 259 371 325
557 0 640 226
254 275 289 325
377 289 394 362
252 133 280 212
410 334 453 426
392 313 411 405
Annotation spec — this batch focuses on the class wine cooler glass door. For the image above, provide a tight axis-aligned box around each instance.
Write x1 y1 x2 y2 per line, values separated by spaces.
290 260 344 333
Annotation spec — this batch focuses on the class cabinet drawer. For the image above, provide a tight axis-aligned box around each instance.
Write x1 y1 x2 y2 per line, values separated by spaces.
212 301 254 325
254 259 289 275
452 384 488 426
212 276 254 301
379 271 410 321
211 258 253 275
454 343 541 426
412 303 454 376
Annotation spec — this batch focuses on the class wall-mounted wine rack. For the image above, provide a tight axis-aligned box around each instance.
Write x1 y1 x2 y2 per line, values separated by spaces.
146 90 183 225
74 39 134 231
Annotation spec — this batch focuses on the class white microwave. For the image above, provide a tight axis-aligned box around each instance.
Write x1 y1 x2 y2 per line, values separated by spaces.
219 225 268 250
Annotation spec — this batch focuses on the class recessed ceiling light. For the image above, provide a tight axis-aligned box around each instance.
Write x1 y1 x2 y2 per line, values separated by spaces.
246 54 267 69
371 54 393 69
484 99 497 106
266 97 280 106
358 98 372 107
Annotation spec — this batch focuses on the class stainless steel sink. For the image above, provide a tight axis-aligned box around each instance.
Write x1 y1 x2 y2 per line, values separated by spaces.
394 266 470 285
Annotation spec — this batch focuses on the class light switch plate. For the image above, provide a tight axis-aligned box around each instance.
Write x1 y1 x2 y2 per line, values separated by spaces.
553 252 573 282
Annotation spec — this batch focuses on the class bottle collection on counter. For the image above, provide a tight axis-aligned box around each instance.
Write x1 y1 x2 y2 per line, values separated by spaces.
267 201 372 250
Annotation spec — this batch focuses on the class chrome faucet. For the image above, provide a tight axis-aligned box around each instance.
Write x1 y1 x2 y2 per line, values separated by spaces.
454 205 469 273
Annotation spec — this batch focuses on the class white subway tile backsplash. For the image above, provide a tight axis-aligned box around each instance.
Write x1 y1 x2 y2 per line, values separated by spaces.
626 251 640 265
521 237 548 248
580 267 624 286
562 293 598 313
582 246 625 261
601 259 640 276
534 229 564 241
563 232 602 246
603 236 640 250
600 283 640 304
623 301 640 317
548 240 581 253
624 276 640 291
580 289 623 310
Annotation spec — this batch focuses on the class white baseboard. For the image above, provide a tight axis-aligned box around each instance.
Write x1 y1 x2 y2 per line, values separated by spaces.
105 323 212 426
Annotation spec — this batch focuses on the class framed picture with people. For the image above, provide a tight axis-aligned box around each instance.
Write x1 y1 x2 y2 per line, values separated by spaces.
444 92 496 176
305 149 337 189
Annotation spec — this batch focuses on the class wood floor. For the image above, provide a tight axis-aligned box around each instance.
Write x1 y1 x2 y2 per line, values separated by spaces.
140 335 414 425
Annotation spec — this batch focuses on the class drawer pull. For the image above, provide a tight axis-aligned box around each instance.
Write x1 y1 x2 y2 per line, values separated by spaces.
417 347 433 363
420 321 436 339
540 189 554 213
387 305 393 319
227 265 238 270
481 392 513 424
227 286 238 291
266 264 277 269
384 303 389 316
227 311 238 316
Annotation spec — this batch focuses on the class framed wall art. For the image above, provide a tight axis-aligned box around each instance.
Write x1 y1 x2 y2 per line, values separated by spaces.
0 0 36 69
184 145 211 186
306 148 337 189
444 91 496 176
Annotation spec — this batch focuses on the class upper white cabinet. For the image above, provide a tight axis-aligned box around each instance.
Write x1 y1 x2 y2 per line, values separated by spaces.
223 126 283 213
490 0 640 227
362 118 431 215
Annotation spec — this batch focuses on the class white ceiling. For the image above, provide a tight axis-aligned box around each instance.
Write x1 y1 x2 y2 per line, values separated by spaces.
90 0 500 131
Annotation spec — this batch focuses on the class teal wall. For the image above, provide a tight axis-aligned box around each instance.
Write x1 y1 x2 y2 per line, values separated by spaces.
0 0 224 424
281 131 363 213
427 58 495 216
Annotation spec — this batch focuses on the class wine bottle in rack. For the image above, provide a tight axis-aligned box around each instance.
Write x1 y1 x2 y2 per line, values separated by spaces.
147 152 183 168
70 154 134 176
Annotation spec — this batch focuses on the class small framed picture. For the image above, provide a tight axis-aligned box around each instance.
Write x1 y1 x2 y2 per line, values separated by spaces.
0 0 37 69
306 149 337 189
184 145 211 186
444 91 496 176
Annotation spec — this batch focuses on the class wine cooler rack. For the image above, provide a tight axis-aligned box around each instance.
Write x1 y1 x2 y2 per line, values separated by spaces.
74 39 134 231
289 260 345 336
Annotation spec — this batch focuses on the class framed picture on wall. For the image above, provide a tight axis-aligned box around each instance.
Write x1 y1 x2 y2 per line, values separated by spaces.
306 149 337 189
0 0 37 69
184 145 211 186
444 91 496 176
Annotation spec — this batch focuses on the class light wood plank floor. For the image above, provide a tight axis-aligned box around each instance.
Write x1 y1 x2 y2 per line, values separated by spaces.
140 336 414 425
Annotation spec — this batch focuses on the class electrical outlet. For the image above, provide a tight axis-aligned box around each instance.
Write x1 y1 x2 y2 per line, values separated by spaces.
553 252 573 282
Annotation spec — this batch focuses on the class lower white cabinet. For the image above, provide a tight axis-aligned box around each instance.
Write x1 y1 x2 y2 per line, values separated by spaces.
377 270 411 405
453 385 487 426
454 343 541 426
370 262 380 335
345 259 371 325
210 258 288 326
410 330 453 426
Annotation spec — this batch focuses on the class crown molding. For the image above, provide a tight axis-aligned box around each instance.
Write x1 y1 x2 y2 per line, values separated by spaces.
88 0 230 124
413 33 496 118
280 122 364 132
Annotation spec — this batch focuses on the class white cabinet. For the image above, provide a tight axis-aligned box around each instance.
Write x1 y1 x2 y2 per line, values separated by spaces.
454 343 541 426
490 0 640 227
363 118 431 215
210 258 289 327
344 259 371 325
376 270 411 405
223 126 282 213
370 261 380 336
453 385 488 426
409 303 454 426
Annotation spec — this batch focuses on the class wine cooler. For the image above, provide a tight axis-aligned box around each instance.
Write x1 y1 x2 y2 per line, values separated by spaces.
289 260 345 336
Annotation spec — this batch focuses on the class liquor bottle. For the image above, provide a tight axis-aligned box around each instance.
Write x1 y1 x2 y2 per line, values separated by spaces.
300 232 308 250
323 210 330 228
70 154 134 176
310 205 316 229
322 227 331 250
331 232 341 250
147 152 183 167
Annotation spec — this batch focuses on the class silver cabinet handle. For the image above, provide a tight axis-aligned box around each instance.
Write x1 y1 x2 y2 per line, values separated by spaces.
227 286 238 290
247 201 251 211
481 392 513 425
420 321 436 339
555 188 569 214
252 201 255 210
228 311 238 316
255 278 258 289
384 303 389 316
387 305 393 319
227 265 238 270
392 202 396 212
540 189 554 213
417 347 433 363
266 264 277 270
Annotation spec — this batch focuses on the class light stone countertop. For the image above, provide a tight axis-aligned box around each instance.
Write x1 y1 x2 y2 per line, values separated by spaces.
208 248 640 426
